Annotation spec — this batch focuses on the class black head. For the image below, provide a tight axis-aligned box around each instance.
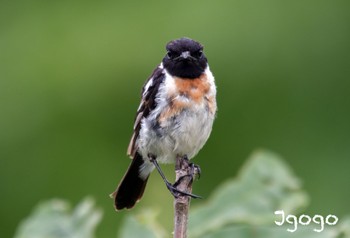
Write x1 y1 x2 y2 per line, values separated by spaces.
162 37 207 79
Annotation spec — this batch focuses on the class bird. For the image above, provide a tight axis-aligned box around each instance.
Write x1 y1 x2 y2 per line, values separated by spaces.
111 37 217 210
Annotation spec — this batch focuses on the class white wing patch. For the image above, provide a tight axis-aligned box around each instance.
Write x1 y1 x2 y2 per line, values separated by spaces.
142 78 153 97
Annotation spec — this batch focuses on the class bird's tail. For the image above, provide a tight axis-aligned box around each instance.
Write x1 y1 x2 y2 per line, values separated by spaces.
111 152 149 210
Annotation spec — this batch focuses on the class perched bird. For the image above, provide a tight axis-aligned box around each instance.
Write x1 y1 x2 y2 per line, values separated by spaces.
111 37 217 210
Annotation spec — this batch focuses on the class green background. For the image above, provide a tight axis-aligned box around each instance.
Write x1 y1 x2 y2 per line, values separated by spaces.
1 0 349 237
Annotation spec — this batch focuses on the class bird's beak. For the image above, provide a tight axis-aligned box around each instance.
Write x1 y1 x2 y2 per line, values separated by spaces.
175 51 196 61
180 51 191 59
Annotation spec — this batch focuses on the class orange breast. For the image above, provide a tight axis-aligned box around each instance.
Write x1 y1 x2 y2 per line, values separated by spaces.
174 74 210 103
158 74 213 124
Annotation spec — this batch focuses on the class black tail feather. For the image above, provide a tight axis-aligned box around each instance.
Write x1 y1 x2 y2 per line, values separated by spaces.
111 153 149 210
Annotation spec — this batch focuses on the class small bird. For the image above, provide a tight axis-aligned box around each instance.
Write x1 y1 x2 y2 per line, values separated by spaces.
111 37 217 210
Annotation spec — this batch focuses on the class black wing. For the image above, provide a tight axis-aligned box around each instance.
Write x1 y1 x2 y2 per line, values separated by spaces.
127 66 165 157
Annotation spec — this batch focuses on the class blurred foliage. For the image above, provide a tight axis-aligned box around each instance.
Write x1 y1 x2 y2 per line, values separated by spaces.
14 197 102 238
16 151 350 238
1 0 350 237
119 210 166 238
120 151 350 238
188 150 308 237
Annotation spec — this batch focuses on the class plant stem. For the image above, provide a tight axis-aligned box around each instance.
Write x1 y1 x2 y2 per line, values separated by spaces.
173 156 196 238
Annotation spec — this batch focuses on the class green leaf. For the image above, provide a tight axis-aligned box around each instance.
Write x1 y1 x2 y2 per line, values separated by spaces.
199 217 350 238
337 217 350 238
118 209 167 238
188 150 309 237
14 197 102 238
199 225 336 238
119 150 350 238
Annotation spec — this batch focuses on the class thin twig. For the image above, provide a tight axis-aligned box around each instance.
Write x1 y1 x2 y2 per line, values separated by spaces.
173 156 197 238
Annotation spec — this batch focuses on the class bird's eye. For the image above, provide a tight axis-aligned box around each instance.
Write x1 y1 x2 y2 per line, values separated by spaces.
167 51 173 59
194 50 203 58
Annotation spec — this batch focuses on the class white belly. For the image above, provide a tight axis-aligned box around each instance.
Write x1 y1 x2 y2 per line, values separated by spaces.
138 68 216 164
140 104 214 163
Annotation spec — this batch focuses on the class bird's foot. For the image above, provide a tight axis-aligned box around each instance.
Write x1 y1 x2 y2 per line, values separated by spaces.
165 180 202 199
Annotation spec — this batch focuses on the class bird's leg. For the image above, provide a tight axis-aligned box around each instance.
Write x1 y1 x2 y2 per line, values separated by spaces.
149 154 201 199
173 155 201 187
